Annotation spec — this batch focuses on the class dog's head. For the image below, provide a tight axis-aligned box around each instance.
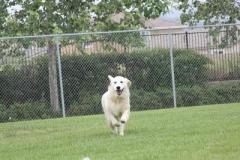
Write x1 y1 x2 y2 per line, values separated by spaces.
108 75 131 96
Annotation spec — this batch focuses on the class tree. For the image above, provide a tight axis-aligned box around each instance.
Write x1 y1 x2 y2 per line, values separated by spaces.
179 0 240 25
0 1 8 36
2 0 170 114
179 0 240 47
6 0 171 34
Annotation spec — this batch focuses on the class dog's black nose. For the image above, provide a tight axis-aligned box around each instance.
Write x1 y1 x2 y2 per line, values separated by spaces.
116 86 120 90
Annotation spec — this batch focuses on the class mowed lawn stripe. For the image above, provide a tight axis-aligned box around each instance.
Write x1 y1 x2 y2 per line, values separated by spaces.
0 103 239 160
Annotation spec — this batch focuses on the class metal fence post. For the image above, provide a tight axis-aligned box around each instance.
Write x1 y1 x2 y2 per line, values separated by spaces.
185 31 189 49
168 33 177 108
56 36 66 117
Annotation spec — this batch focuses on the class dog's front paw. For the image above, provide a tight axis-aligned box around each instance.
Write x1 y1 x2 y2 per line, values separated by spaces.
119 132 124 136
120 120 126 124
120 117 127 124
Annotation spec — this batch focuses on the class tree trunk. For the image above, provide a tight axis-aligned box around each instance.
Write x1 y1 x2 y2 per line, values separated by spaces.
48 43 60 114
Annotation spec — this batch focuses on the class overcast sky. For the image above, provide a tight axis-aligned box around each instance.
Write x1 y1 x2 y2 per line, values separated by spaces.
160 8 181 22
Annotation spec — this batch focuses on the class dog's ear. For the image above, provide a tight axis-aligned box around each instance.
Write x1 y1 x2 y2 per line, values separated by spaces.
108 75 114 82
126 78 132 87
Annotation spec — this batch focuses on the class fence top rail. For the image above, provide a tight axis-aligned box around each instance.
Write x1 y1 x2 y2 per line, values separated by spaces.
0 23 240 40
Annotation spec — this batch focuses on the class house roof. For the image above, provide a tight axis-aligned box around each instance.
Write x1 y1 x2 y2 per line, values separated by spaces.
144 18 184 28
111 13 186 29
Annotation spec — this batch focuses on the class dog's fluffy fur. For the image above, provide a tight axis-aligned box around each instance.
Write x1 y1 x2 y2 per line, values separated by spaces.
101 75 131 136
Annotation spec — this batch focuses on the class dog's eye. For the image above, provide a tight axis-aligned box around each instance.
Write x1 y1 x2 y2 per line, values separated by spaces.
114 82 117 84
120 81 123 83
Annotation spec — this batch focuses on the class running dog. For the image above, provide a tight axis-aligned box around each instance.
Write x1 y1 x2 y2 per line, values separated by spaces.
101 75 131 136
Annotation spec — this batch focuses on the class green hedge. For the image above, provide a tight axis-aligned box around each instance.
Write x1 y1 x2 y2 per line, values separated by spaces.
60 49 209 107
0 102 54 122
0 62 49 107
0 49 209 108
176 83 240 107
0 83 240 122
0 48 212 121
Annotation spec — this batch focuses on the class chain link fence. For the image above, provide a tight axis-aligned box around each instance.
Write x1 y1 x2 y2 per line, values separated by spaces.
0 24 240 122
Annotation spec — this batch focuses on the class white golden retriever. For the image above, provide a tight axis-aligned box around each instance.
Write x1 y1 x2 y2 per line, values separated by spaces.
101 75 131 136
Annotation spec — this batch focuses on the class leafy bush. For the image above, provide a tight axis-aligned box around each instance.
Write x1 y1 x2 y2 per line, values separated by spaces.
1 82 239 122
131 88 174 111
174 49 210 86
67 93 102 116
0 48 211 121
228 65 240 79
0 101 54 122
176 85 215 106
66 82 240 115
60 49 209 107
0 103 8 122
0 49 209 108
176 83 240 107
0 63 49 107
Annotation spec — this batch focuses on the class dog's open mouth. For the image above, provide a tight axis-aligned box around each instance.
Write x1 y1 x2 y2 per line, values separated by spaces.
116 89 124 95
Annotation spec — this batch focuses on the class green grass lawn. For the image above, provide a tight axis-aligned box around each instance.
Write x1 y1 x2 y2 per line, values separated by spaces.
0 103 240 160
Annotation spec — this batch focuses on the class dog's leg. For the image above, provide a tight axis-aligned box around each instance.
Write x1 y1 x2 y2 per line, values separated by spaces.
119 123 125 136
105 109 120 127
120 109 130 123
114 125 120 135
119 110 130 136
110 116 120 127
108 120 120 135
107 114 120 134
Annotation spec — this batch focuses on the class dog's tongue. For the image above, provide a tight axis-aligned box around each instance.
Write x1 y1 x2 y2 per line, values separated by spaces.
117 90 122 95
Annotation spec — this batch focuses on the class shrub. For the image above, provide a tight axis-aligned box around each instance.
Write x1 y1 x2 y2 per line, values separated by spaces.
0 48 210 115
174 49 210 86
131 88 174 111
0 63 49 107
0 102 53 122
66 83 240 114
0 103 8 122
176 85 213 106
208 83 240 103
67 93 102 116
60 49 209 107
176 83 240 107
1 82 239 122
